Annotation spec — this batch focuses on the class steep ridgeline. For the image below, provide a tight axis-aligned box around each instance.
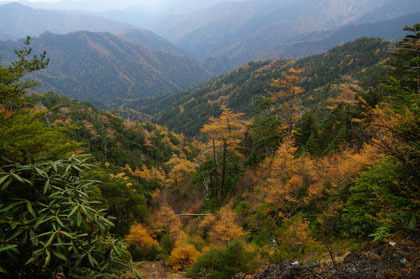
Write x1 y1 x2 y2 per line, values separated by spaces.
117 29 191 58
130 38 390 137
150 0 420 73
254 12 420 61
0 2 136 40
0 31 212 106
0 2 194 59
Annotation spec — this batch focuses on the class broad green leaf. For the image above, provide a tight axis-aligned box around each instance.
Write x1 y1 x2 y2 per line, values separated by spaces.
45 233 55 247
0 175 9 186
12 173 24 183
1 179 11 190
67 206 78 218
52 250 67 261
0 245 18 253
26 201 35 218
43 179 50 194
88 253 98 267
76 211 82 227
25 255 38 266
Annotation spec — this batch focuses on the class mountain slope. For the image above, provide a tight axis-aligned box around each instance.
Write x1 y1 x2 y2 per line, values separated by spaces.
0 31 213 105
255 12 420 61
117 29 191 58
0 2 139 40
129 37 390 137
148 0 419 73
0 2 194 58
151 0 391 58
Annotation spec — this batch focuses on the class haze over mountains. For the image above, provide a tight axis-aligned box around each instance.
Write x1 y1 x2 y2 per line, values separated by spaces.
0 0 419 102
0 2 140 40
0 31 212 105
146 0 420 70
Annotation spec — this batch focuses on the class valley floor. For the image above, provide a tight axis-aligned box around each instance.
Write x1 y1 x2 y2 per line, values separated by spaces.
139 261 189 279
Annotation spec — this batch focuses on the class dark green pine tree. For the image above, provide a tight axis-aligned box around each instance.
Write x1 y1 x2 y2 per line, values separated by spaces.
0 36 49 110
294 111 319 153
389 24 420 95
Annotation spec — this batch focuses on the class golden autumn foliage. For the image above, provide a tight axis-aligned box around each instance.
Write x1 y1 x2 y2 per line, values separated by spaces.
282 216 317 247
201 105 248 202
201 104 247 158
250 138 381 219
208 206 247 246
125 164 166 185
326 81 362 108
150 205 183 244
126 223 159 250
364 105 420 173
165 153 197 187
269 67 305 134
167 243 200 271
199 214 217 235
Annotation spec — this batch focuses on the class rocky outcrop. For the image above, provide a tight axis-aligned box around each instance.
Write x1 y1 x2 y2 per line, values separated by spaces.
254 242 420 279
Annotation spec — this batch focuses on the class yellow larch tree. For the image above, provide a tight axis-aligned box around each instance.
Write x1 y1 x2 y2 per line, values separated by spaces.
165 153 197 188
201 105 247 202
269 67 305 135
150 205 183 246
167 243 200 271
126 223 159 250
208 205 247 247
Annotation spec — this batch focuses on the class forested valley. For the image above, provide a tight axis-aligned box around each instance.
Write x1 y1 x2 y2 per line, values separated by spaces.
1 22 420 279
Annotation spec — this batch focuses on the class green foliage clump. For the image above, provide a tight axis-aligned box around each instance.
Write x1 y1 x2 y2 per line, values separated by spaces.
0 110 80 162
0 156 141 278
188 241 259 279
341 157 414 238
87 168 148 236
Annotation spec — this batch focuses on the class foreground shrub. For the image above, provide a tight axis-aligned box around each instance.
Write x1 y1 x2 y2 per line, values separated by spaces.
0 156 142 278
188 241 259 279
167 243 200 271
127 223 160 260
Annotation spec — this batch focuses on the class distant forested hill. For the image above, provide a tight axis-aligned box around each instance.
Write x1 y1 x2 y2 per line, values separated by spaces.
0 2 192 59
117 29 191 58
148 0 420 73
0 31 213 106
255 12 420 61
130 37 390 137
0 2 136 40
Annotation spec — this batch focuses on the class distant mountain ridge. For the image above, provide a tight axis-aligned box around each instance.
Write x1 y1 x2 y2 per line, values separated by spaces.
0 31 213 105
117 29 191 58
0 2 137 40
255 12 420 61
145 0 420 73
0 2 194 59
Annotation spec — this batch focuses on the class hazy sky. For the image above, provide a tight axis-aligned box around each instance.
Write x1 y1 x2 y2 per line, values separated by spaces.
0 0 248 14
0 0 243 7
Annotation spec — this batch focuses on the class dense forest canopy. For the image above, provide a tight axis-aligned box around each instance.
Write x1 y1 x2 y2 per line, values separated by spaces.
1 18 420 279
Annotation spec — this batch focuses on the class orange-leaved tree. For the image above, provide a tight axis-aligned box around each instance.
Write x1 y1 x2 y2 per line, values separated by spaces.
208 205 247 247
201 105 247 202
126 223 159 250
165 153 197 188
269 67 305 135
